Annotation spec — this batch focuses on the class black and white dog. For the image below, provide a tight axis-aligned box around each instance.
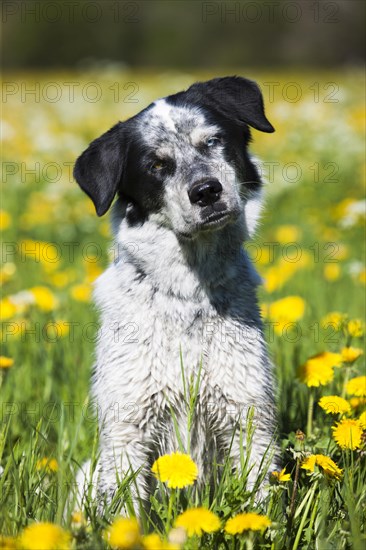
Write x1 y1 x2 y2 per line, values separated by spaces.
74 76 280 506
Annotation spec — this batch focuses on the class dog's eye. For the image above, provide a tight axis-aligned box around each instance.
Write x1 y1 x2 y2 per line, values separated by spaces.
151 160 166 171
205 136 222 147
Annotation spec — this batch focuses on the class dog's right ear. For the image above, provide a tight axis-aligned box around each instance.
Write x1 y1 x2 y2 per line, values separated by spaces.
73 123 125 216
185 76 274 133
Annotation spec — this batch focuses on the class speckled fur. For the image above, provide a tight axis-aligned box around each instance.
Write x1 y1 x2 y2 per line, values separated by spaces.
74 80 281 508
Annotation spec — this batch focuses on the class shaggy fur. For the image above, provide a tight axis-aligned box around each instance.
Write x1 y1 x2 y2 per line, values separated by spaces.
73 76 281 507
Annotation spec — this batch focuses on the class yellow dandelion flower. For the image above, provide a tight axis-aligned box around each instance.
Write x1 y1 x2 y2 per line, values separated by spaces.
70 284 91 302
341 347 363 363
99 220 111 238
0 536 17 550
297 352 341 387
0 262 16 285
349 397 366 409
301 454 343 480
318 396 351 415
297 251 312 269
104 517 140 549
84 259 103 283
319 226 340 242
0 356 14 369
151 452 198 489
0 298 17 321
85 199 98 215
175 508 220 537
70 511 85 528
332 418 363 450
142 533 162 550
297 362 333 387
301 454 317 472
0 210 11 231
262 296 305 333
262 270 280 293
253 246 270 265
359 411 366 429
19 240 61 273
49 268 78 288
347 319 364 338
268 296 305 321
346 376 366 397
359 268 366 285
141 534 164 549
3 292 32 314
316 351 343 368
36 458 58 473
321 312 346 331
225 513 271 534
271 467 291 482
142 533 181 549
44 321 70 340
274 225 302 243
49 272 71 288
332 198 356 222
29 286 59 311
18 523 71 550
316 456 344 478
323 264 341 281
263 263 296 293
39 245 61 273
333 243 348 261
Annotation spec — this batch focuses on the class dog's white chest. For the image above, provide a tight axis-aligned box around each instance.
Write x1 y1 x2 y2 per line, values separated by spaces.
93 261 267 418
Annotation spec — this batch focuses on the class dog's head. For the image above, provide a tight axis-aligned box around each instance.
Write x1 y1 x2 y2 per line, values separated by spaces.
74 76 274 240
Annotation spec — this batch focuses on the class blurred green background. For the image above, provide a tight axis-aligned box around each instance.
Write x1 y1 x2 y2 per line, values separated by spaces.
2 0 365 70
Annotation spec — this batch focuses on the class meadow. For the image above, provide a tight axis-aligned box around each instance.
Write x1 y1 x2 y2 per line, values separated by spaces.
1 69 365 549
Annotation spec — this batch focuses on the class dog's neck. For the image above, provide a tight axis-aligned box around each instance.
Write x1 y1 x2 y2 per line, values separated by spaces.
111 203 261 301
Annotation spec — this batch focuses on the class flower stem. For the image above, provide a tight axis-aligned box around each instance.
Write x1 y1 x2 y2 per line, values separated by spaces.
307 390 314 437
341 365 350 399
166 488 176 533
292 480 318 550
287 456 300 538
266 490 274 518
245 534 253 550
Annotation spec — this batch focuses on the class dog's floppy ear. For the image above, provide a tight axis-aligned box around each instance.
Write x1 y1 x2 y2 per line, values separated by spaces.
73 123 125 216
187 76 274 133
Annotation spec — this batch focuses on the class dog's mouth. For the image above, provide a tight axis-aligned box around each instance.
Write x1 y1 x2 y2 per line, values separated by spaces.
201 211 231 228
190 211 241 237
177 213 231 240
177 208 241 241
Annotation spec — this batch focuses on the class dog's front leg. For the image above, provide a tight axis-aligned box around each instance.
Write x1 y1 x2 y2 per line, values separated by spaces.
97 422 150 513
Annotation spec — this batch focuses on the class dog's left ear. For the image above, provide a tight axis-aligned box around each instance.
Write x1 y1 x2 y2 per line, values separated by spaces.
187 76 274 133
73 122 125 216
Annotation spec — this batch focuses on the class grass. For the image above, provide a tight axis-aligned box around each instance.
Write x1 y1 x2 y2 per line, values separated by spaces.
0 69 365 549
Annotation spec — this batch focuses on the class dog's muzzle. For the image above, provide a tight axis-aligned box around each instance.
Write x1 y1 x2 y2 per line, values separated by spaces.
188 178 223 207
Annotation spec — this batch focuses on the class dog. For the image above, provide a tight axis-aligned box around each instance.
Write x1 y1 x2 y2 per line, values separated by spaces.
73 76 281 509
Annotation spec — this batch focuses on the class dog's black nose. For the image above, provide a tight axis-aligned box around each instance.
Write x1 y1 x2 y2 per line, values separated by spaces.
188 179 223 206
